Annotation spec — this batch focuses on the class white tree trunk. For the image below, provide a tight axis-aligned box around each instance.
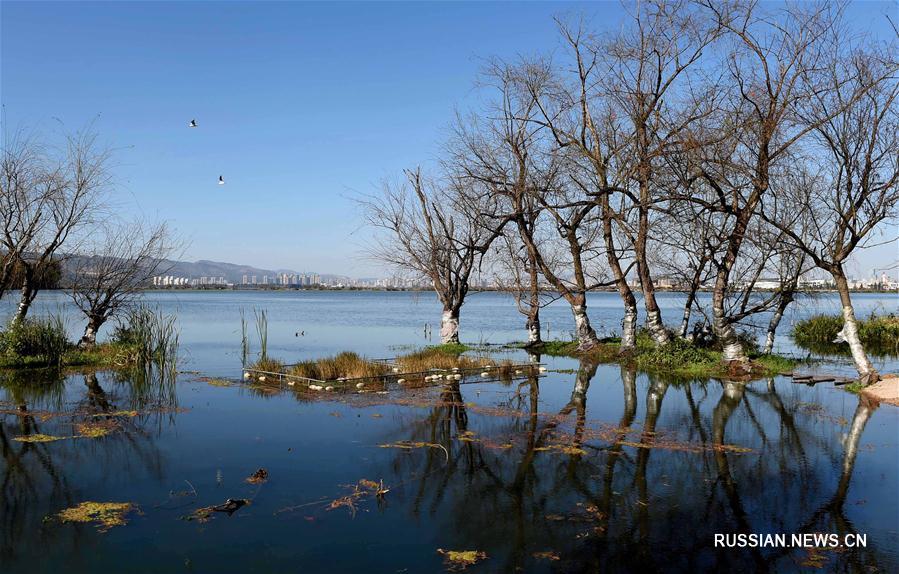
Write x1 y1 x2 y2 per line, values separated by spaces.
763 330 776 355
527 317 541 345
836 305 877 383
678 306 691 339
440 309 460 344
714 315 748 365
645 309 669 346
620 304 638 352
13 280 35 325
79 317 103 348
571 304 600 351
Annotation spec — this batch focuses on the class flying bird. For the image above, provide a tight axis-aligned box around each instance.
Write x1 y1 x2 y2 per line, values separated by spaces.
189 119 198 128
218 176 225 185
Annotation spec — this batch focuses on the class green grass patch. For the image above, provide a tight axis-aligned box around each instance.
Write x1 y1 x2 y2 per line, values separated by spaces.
508 334 799 380
793 313 899 357
428 342 471 355
842 381 866 394
0 341 139 370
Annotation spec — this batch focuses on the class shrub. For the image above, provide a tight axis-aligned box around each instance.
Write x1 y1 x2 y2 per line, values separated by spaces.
1 316 70 367
635 337 717 372
793 313 899 356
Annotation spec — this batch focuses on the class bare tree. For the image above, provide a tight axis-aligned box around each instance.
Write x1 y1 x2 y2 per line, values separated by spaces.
491 231 551 346
1 128 109 324
518 34 635 352
761 49 899 382
601 0 724 346
685 1 856 366
68 219 178 347
361 168 506 343
0 134 55 301
652 197 721 338
449 61 557 347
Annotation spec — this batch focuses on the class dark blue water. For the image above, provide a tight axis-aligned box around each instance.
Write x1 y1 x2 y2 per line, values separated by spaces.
1 290 897 573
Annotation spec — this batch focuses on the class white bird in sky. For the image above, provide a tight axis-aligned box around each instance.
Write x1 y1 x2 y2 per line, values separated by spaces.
189 119 198 128
218 175 225 185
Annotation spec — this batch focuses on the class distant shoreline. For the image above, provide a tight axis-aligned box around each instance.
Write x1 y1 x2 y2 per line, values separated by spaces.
66 286 899 295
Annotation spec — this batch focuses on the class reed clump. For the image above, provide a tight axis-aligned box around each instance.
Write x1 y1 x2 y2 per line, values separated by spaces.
250 356 284 373
112 306 179 371
395 346 489 372
287 352 389 381
0 315 70 368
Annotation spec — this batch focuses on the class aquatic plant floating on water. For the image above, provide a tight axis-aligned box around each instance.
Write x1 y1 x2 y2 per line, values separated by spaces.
75 420 118 438
437 549 488 571
55 502 138 532
532 551 561 562
13 433 68 443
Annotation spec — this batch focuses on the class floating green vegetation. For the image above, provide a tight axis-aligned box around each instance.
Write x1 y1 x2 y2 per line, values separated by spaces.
13 433 68 443
437 549 488 571
534 444 587 456
793 313 899 357
203 378 234 387
90 410 139 417
55 501 137 532
75 420 118 438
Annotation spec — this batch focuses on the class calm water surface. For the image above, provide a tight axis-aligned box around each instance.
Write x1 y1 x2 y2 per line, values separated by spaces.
1 290 897 573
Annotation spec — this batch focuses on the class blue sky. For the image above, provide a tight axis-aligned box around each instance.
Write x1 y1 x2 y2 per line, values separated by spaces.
2 1 896 278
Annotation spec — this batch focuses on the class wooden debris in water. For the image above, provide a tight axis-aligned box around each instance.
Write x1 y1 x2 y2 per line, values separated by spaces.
245 468 269 484
326 478 390 516
533 551 561 561
185 498 250 523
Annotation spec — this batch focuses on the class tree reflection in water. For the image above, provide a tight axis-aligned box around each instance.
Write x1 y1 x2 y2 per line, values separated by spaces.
0 360 891 572
0 368 176 563
379 362 892 572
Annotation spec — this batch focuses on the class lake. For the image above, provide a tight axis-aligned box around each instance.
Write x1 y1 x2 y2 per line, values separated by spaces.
1 290 897 573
